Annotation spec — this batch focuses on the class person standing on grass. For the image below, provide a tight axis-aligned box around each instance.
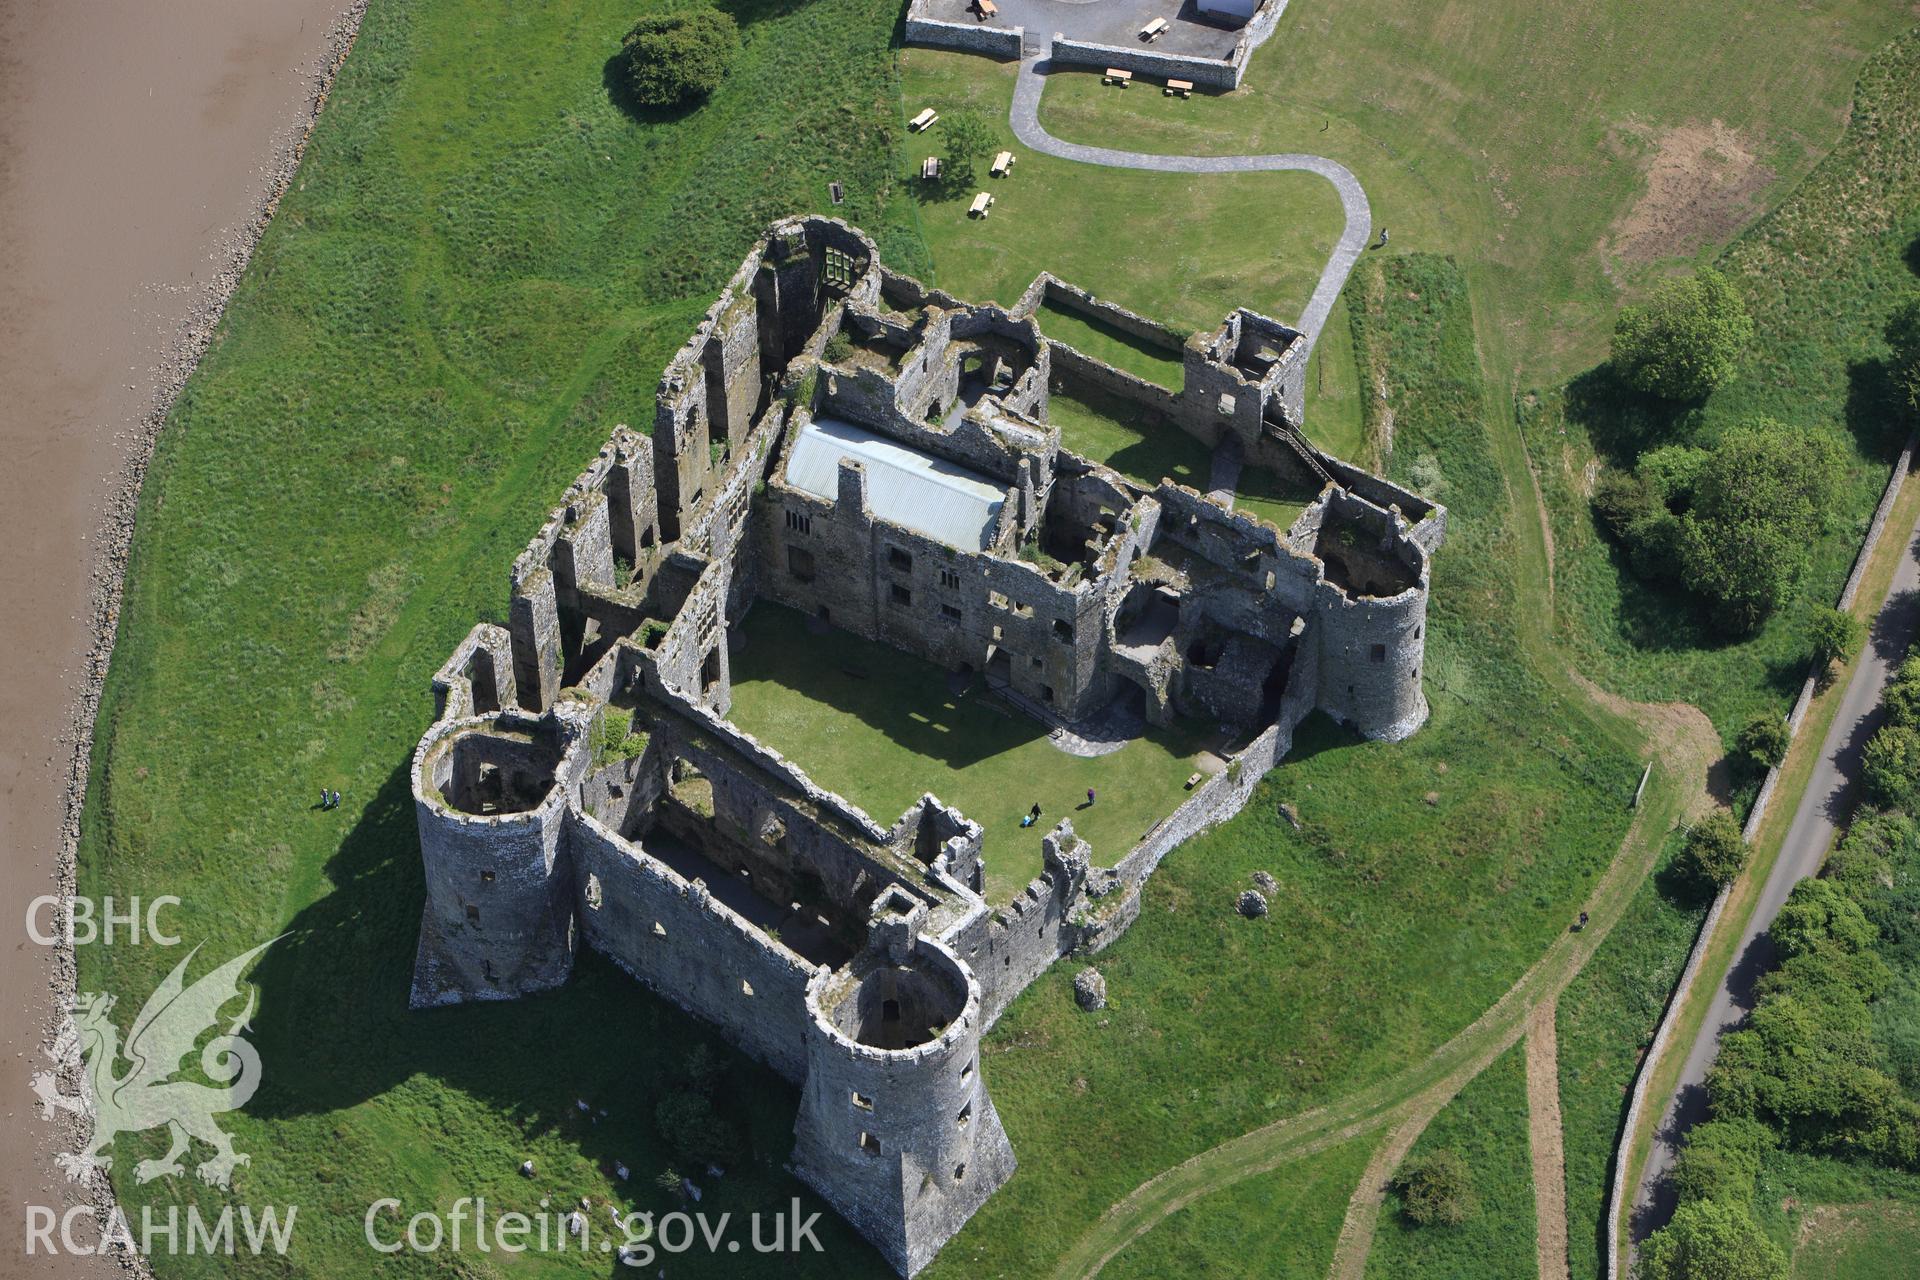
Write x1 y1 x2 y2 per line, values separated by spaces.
1087 788 1096 807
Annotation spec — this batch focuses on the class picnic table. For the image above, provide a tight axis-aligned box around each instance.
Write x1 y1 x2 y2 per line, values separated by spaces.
1140 17 1168 40
974 0 997 17
989 150 1015 177
1102 68 1133 87
909 107 938 132
968 192 995 218
921 156 942 180
1165 78 1193 98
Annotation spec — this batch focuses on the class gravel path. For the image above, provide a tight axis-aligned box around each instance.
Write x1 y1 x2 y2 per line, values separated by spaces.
1010 58 1372 357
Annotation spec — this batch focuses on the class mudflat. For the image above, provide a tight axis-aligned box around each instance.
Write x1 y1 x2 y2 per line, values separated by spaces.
0 0 349 1270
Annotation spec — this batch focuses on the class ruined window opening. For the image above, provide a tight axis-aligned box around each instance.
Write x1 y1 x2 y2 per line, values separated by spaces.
788 545 816 582
954 1163 966 1182
689 488 704 508
887 546 912 572
479 869 495 884
1414 625 1423 639
941 604 962 623
988 591 1008 611
1031 656 1043 670
701 648 723 691
741 980 754 997
824 247 859 290
1040 684 1055 703
851 1090 874 1112
858 1131 881 1157
940 568 960 589
586 874 603 910
786 509 812 535
465 904 480 923
890 584 912 607
818 605 832 623
653 922 668 938
957 1102 972 1128
1412 667 1419 681
1370 644 1387 663
640 525 656 549
1052 618 1073 643
962 1057 975 1080
882 998 901 1023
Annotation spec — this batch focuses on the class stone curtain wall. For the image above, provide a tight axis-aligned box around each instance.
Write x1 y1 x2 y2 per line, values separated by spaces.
904 11 1025 60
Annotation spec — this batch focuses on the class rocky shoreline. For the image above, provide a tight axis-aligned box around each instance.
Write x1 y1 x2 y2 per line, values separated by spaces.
41 2 371 1266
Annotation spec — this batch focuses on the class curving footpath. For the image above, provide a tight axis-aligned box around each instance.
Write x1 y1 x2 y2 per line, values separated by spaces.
1010 58 1371 356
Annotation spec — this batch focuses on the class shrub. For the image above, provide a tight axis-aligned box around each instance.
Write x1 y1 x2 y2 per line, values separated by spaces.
1882 654 1920 728
1634 1199 1786 1280
1637 444 1710 507
620 9 740 108
1668 1117 1776 1209
824 332 854 364
1862 722 1920 810
1808 605 1864 671
1612 267 1754 402
1591 468 1653 541
1677 420 1843 631
653 1089 741 1167
1735 714 1788 768
1395 1149 1475 1227
1677 809 1749 889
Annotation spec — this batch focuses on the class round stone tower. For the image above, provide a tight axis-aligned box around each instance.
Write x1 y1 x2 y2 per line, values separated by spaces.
409 710 582 1006
791 889 1016 1276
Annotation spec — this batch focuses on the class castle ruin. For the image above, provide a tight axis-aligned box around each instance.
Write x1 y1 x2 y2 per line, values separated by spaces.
408 217 1444 1275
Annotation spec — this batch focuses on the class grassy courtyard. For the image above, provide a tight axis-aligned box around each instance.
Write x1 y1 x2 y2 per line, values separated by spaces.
725 603 1212 901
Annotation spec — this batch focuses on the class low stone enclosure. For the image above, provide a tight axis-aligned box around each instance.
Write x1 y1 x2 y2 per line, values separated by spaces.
408 217 1444 1275
905 0 1291 91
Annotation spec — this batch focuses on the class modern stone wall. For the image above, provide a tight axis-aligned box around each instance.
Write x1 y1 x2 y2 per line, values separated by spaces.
903 12 1024 60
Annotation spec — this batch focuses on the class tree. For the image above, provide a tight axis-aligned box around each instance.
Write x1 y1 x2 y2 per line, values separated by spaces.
1678 421 1843 631
1808 606 1863 672
1669 1118 1776 1209
1862 722 1920 811
1736 713 1789 768
620 8 740 108
1883 654 1920 729
1395 1149 1475 1226
940 109 995 182
653 1089 740 1167
1634 1199 1786 1280
1677 809 1749 889
1888 293 1920 414
1612 267 1755 402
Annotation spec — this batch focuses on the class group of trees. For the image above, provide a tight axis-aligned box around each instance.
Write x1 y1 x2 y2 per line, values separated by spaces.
1861 655 1920 810
1594 275 1920 636
1636 802 1920 1279
1593 419 1843 632
620 8 740 108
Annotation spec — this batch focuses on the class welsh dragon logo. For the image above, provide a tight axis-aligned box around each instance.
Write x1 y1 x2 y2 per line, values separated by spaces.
32 939 278 1188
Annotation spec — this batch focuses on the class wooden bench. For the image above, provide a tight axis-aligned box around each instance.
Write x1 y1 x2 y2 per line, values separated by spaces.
968 192 994 218
1165 78 1193 98
989 149 1015 178
909 108 938 132
921 156 942 180
1139 17 1169 40
973 0 997 18
1102 68 1133 87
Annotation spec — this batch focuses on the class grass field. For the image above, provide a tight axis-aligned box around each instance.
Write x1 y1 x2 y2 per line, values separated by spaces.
1031 1 1911 387
725 603 1212 901
1034 300 1187 389
1099 1132 1376 1278
1368 1042 1537 1280
1553 835 1708 1280
1520 30 1920 744
1048 383 1214 490
1751 1151 1920 1278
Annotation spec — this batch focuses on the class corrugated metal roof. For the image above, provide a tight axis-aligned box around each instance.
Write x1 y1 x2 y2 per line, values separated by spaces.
785 416 1006 551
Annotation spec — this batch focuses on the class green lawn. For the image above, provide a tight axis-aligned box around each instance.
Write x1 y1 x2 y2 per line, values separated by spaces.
1235 464 1320 533
1753 1152 1920 1278
1100 1132 1375 1279
1035 299 1186 389
1030 1 1910 387
899 50 1340 350
1048 383 1214 490
725 603 1211 901
1555 835 1709 1280
1368 1042 1537 1280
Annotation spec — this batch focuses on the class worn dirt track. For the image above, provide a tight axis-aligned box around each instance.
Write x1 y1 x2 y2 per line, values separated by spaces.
0 0 355 1270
